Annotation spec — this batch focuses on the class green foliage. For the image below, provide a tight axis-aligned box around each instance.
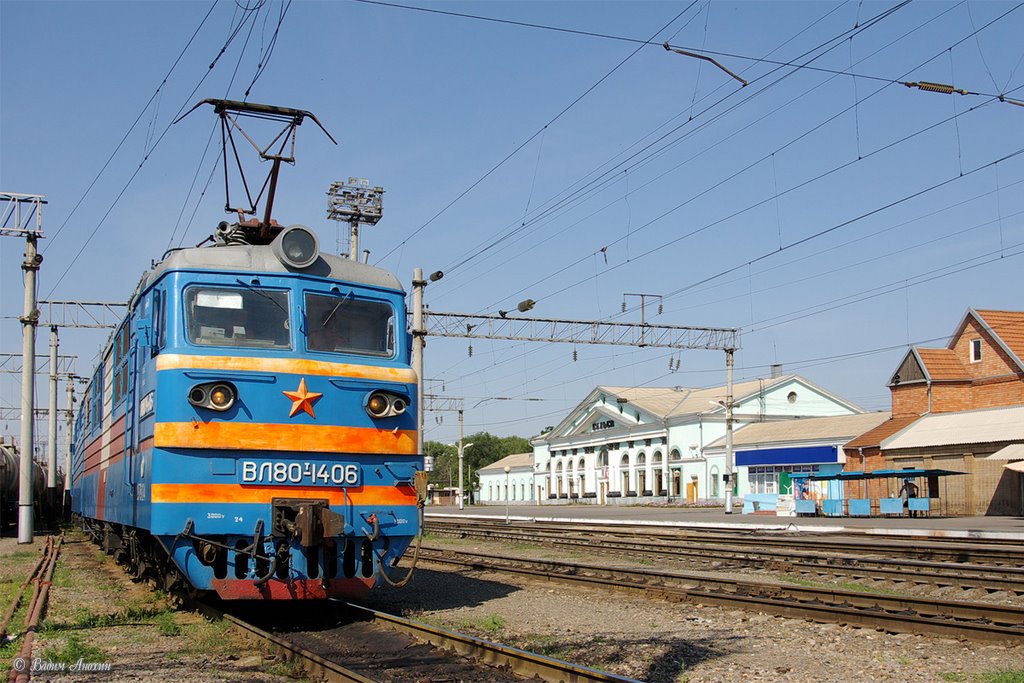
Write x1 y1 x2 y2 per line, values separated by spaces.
426 432 533 494
39 634 108 664
980 671 1024 683
461 613 505 633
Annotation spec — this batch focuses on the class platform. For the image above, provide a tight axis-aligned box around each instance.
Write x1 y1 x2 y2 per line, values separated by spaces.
426 504 1024 541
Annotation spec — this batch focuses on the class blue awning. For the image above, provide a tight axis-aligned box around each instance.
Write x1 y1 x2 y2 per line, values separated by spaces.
735 445 837 467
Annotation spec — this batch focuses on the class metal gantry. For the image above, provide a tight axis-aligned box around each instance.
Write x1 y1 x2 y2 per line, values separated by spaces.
411 269 742 512
424 393 469 509
422 311 739 351
0 353 78 375
37 300 127 328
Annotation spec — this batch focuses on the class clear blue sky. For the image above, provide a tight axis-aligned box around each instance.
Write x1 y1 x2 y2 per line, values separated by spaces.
2 0 1023 450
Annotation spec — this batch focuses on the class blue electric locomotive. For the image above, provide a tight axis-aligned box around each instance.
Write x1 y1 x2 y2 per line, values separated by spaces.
71 222 424 599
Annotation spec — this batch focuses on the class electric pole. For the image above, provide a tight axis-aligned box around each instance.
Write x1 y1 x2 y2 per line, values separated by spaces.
2 192 46 543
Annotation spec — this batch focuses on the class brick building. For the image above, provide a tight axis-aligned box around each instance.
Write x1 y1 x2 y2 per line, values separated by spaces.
888 309 1024 416
844 309 1024 514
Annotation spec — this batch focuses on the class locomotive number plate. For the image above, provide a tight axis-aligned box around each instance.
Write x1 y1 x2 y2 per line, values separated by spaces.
241 461 360 486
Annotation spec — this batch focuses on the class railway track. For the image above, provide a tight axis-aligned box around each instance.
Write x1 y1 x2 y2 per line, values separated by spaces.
196 599 642 682
417 545 1024 644
425 518 1024 593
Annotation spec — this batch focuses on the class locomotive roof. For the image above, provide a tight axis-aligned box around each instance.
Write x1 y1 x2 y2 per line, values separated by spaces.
145 244 404 292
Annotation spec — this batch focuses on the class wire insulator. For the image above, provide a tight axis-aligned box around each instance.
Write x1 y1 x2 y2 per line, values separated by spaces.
904 81 969 96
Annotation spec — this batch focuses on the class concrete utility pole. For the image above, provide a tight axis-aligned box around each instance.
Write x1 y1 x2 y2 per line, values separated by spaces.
724 348 735 515
423 392 466 506
47 327 58 492
65 378 75 514
2 192 46 544
411 269 425 454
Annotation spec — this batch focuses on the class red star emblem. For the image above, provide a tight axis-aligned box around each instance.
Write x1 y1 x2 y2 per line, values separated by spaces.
283 378 323 418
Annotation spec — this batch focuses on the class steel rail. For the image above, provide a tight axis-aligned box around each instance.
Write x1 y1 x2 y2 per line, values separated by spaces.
426 518 1024 566
342 602 644 683
417 546 1024 643
194 598 640 682
191 601 375 683
425 520 1024 593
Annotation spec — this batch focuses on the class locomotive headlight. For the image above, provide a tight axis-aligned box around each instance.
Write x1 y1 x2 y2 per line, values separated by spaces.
209 384 235 411
271 224 319 269
188 382 237 412
365 391 408 418
367 392 389 418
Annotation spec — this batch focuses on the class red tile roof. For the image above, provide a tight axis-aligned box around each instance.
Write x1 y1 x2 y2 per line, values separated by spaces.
915 348 967 381
974 309 1024 369
844 415 921 450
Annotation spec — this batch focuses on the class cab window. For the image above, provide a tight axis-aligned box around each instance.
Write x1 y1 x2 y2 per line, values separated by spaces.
305 292 394 357
185 286 290 349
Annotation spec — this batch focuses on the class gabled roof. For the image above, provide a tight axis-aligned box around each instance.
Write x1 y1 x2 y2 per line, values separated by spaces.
704 412 891 450
844 414 921 450
881 404 1024 450
597 377 791 419
541 375 861 442
971 309 1024 372
478 452 534 473
889 308 1024 386
915 348 967 380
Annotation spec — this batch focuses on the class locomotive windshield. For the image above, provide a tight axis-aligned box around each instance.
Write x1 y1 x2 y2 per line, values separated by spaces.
185 286 291 348
305 292 394 357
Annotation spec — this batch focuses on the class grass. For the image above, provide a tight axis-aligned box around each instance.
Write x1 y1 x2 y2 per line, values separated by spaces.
981 671 1024 683
41 605 174 632
775 574 899 596
775 575 820 587
523 633 573 660
836 581 897 595
39 634 108 665
504 542 542 552
937 671 1024 683
459 614 506 634
265 657 311 680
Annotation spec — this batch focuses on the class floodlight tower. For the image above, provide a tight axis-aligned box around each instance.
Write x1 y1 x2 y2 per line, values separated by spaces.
327 178 384 260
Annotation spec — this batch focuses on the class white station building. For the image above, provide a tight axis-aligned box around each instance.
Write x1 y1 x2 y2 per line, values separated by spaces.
477 453 537 504
530 374 863 505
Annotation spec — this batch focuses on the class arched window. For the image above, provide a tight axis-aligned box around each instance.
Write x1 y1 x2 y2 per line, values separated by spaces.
710 465 720 497
598 449 609 467
670 448 682 461
652 450 663 466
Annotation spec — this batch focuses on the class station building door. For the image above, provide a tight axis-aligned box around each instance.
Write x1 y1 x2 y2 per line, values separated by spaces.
686 479 698 503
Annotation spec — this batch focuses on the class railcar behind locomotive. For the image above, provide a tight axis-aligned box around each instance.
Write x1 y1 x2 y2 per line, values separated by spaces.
71 100 425 599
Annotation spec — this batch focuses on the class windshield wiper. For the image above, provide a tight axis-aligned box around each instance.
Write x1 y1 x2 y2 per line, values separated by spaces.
321 291 353 327
234 279 288 315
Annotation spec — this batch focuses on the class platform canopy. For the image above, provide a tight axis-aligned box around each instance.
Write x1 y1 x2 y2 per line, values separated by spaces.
790 468 966 482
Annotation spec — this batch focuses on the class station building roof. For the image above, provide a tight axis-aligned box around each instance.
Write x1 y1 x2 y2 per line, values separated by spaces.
595 374 860 420
478 452 534 473
881 404 1024 450
704 411 891 450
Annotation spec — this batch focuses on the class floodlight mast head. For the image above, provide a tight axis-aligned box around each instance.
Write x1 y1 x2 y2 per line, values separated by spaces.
327 177 384 259
175 98 337 244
